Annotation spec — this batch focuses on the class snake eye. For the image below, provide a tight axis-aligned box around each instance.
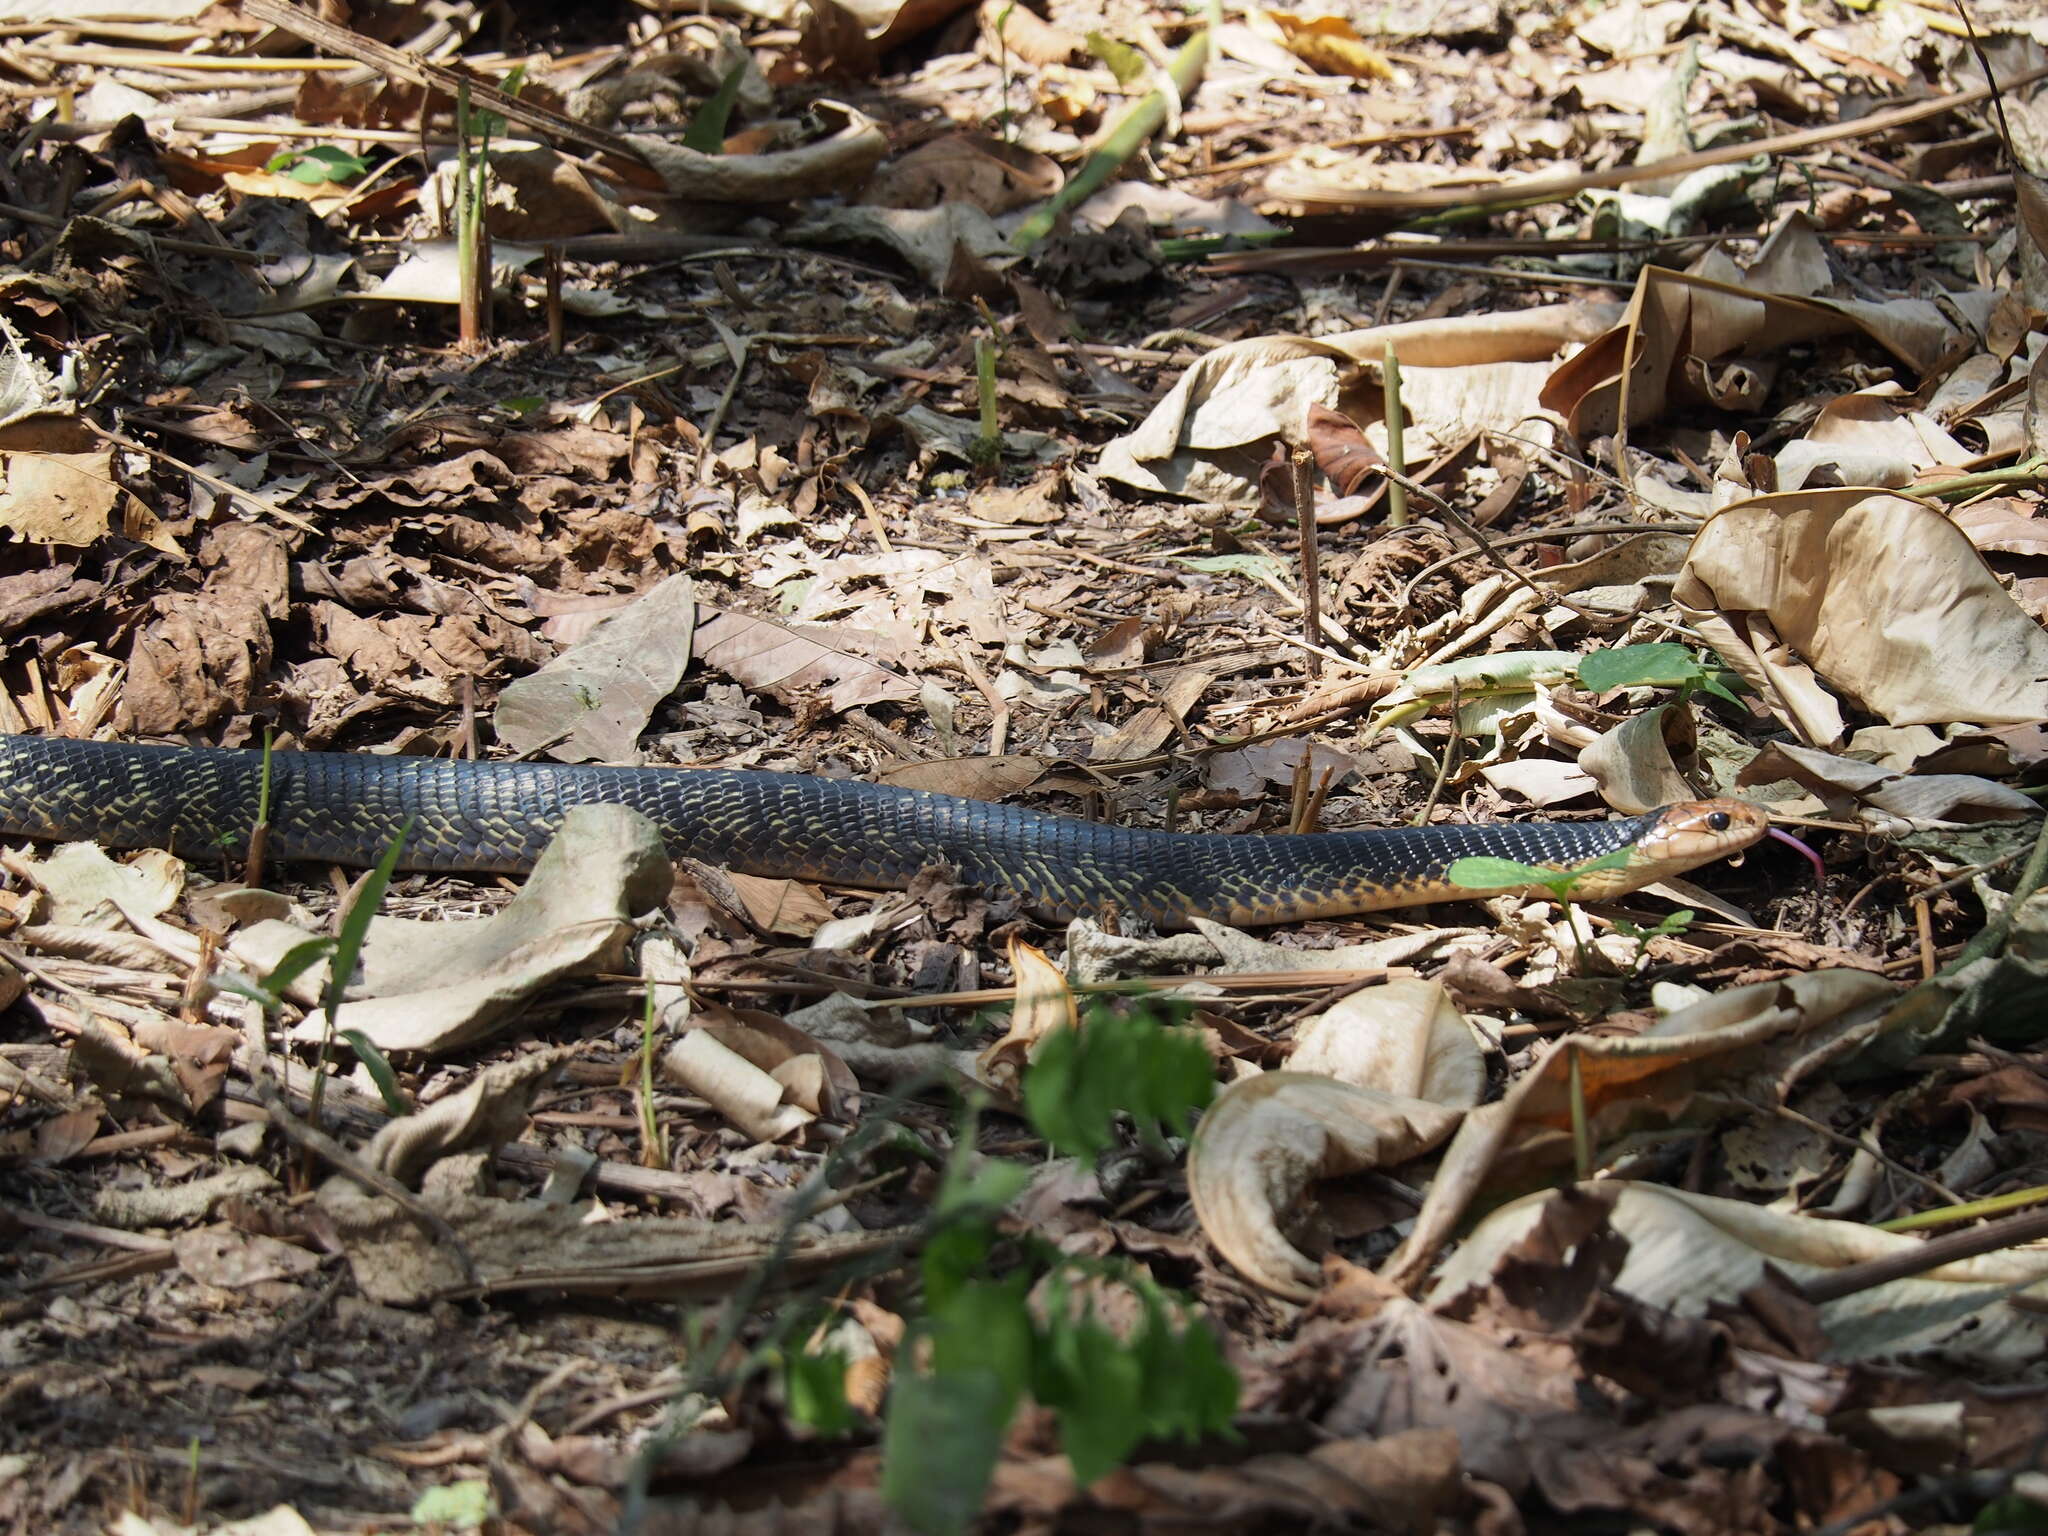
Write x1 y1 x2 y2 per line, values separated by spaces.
1707 811 1731 831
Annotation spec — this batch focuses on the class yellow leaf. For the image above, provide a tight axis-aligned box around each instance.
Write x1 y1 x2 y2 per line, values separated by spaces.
1265 9 1393 79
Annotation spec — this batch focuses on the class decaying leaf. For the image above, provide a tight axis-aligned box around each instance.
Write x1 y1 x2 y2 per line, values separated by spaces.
1385 970 1897 1291
1434 1181 2048 1366
1188 1072 1464 1300
695 605 918 713
494 572 696 763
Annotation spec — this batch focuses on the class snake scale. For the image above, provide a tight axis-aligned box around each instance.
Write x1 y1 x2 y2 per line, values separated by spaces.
0 735 1768 927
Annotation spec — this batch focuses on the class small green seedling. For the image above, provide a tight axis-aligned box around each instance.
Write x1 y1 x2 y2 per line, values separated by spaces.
784 1009 1235 1536
1578 642 1745 708
1448 847 1634 973
681 60 747 153
217 822 412 1124
1610 908 1696 979
1024 1004 1214 1160
264 144 368 184
1611 908 1695 945
970 336 1001 472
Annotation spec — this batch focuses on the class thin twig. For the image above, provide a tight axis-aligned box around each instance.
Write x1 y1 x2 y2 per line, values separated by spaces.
1290 445 1322 679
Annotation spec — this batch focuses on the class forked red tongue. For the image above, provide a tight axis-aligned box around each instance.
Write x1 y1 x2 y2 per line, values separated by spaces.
1767 826 1825 884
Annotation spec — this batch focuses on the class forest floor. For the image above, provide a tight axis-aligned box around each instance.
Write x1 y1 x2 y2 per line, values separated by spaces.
4 0 2048 1532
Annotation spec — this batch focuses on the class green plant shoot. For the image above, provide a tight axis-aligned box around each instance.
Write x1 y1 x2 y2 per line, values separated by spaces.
681 61 747 153
1023 1005 1214 1160
1578 642 1745 708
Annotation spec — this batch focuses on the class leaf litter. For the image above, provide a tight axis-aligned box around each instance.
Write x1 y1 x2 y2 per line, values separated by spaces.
3 0 2048 1532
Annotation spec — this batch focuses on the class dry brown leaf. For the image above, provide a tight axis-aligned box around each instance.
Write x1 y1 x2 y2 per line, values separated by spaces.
1434 1181 2048 1366
877 754 1048 800
723 870 835 936
1099 303 1615 503
1952 497 2048 558
244 805 673 1053
864 132 1061 215
1384 970 1896 1290
121 596 274 734
1188 1071 1464 1299
977 937 1074 1094
173 1227 322 1288
1286 978 1486 1108
695 606 917 714
1578 703 1694 813
494 573 695 763
1674 489 2048 743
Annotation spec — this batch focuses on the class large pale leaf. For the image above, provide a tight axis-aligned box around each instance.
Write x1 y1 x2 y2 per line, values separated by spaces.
1673 489 2048 743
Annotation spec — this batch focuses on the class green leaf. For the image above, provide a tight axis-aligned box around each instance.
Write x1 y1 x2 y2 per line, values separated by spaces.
340 1029 411 1115
323 823 411 1021
268 144 369 184
1446 855 1557 890
1611 908 1695 942
784 1346 858 1436
1046 1315 1145 1485
1577 642 1703 692
682 60 748 153
881 1364 1016 1536
1447 846 1633 895
1975 1494 2048 1534
1700 674 1746 707
409 1477 494 1528
929 1275 1034 1392
1024 1008 1212 1160
499 394 545 417
1085 31 1147 84
264 936 338 1001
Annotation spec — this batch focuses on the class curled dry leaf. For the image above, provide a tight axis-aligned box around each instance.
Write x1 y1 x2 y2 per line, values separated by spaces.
1674 488 2048 744
664 1029 813 1144
1432 1181 2048 1367
1287 978 1486 1110
634 101 887 201
1578 701 1694 813
1384 969 1897 1291
1188 1071 1464 1300
1097 303 1617 503
976 937 1074 1096
683 1000 859 1123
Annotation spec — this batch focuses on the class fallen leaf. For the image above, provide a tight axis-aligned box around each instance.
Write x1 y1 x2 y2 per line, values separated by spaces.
494 573 696 763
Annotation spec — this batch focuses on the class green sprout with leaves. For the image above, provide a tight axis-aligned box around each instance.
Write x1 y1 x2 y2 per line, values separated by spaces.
779 1004 1235 1536
1446 845 1635 973
217 823 414 1120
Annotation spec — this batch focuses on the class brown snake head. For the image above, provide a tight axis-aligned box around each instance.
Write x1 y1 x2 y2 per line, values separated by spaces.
1563 797 1771 901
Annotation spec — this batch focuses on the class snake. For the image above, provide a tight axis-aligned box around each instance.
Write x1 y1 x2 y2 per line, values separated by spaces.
0 734 1769 927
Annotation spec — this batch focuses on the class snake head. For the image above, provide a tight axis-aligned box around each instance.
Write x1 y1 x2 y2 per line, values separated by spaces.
1640 798 1772 873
